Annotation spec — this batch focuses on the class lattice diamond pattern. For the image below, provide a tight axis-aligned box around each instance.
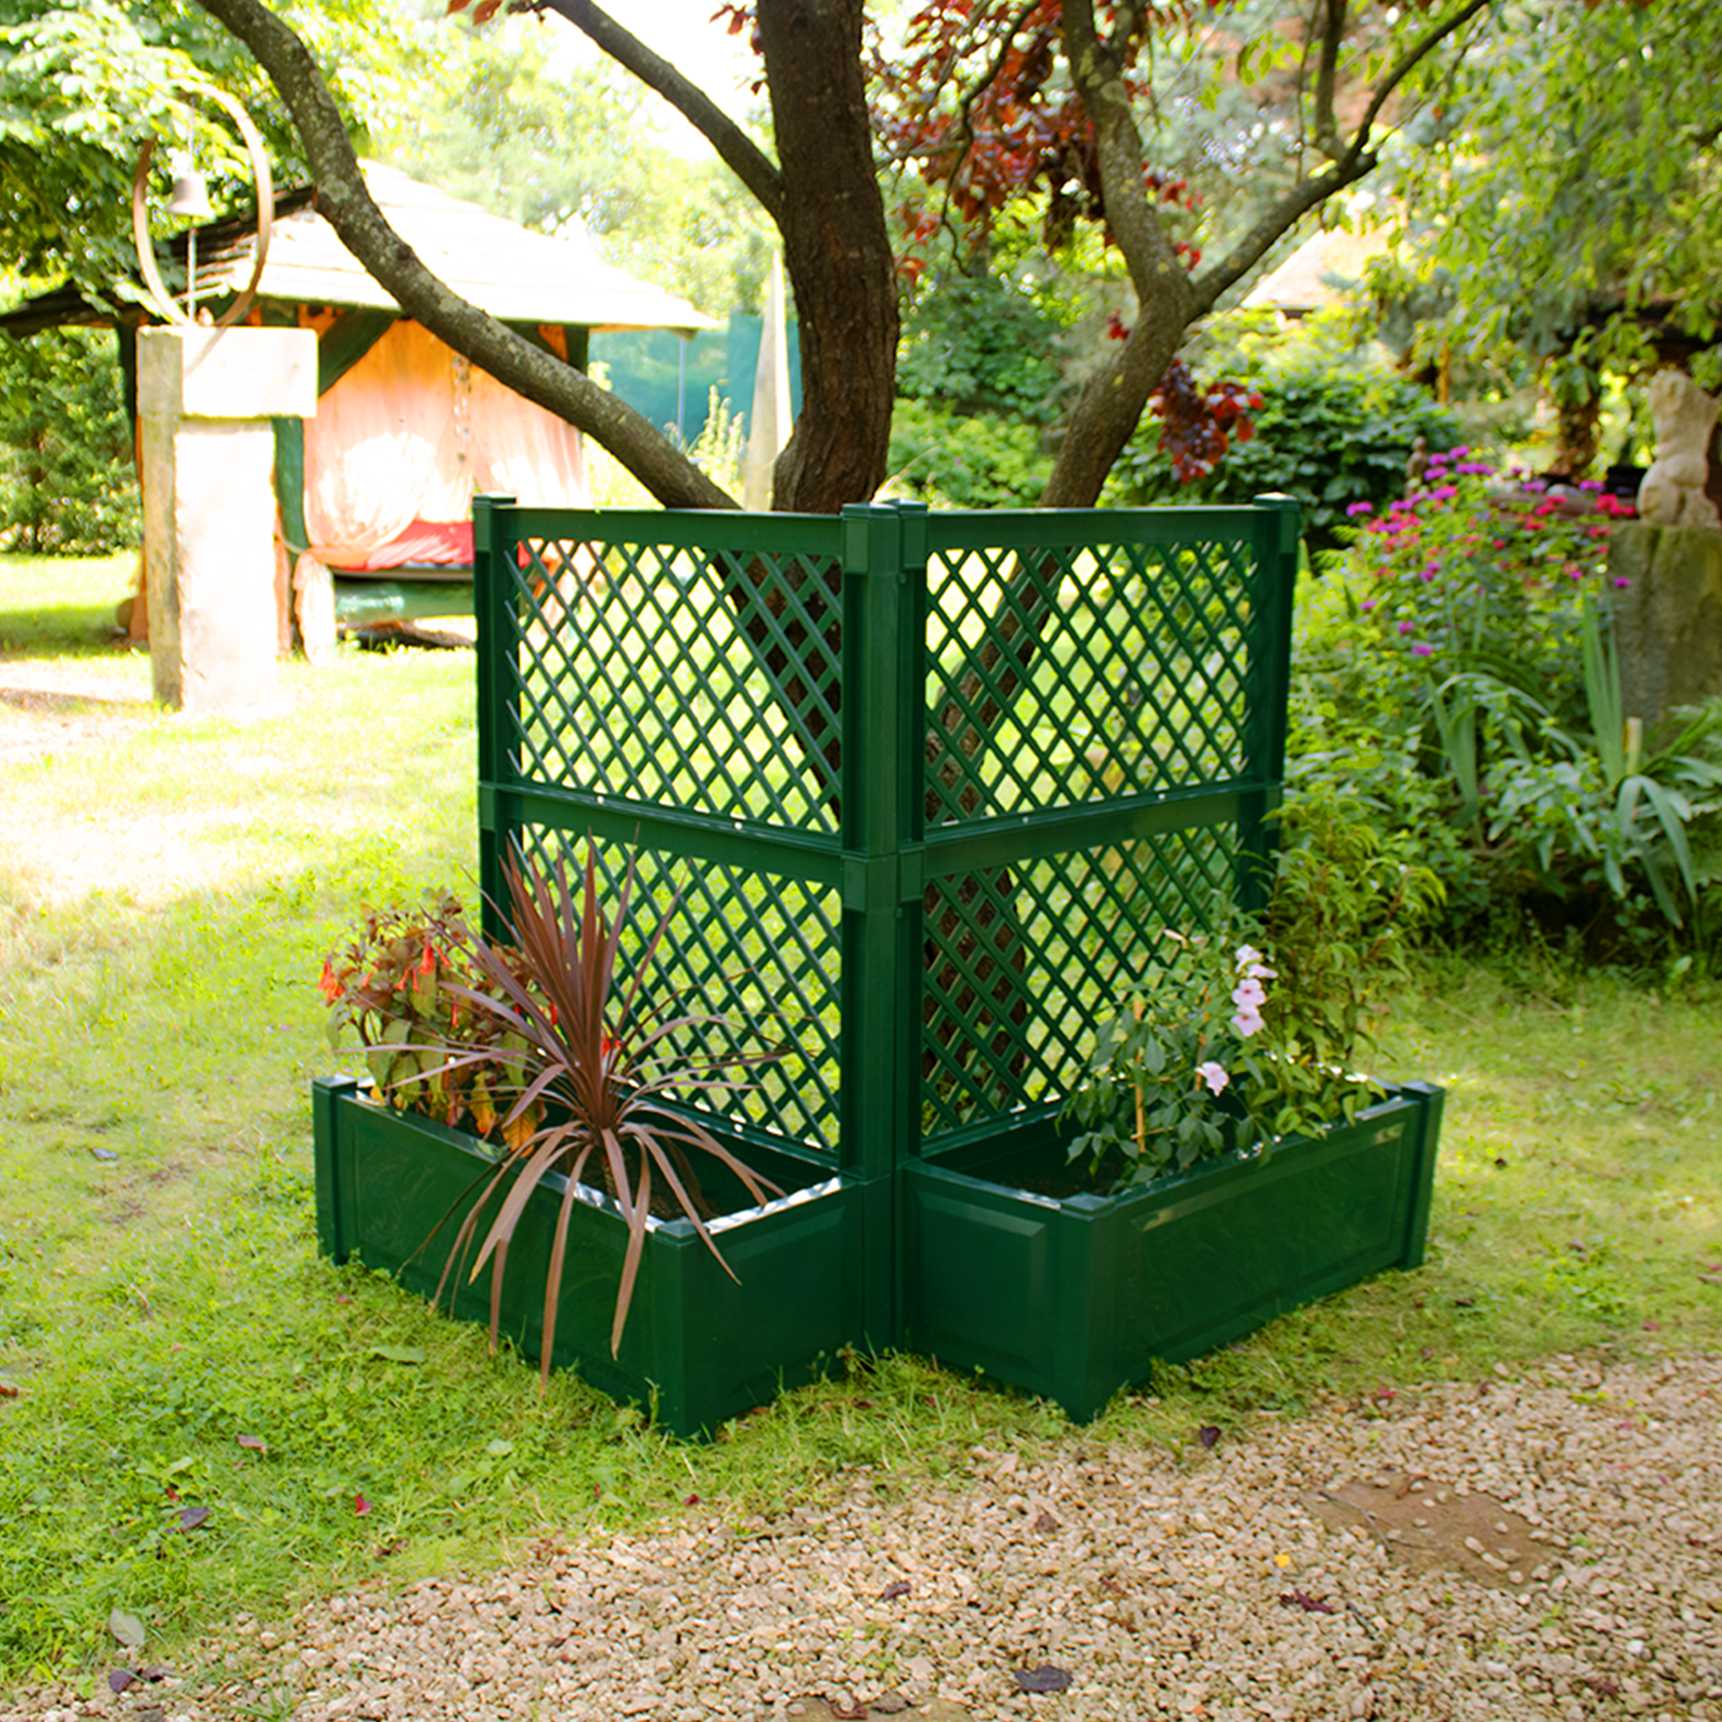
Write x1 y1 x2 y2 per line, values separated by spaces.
510 537 843 835
924 539 1256 826
518 825 842 1153
921 826 1240 1138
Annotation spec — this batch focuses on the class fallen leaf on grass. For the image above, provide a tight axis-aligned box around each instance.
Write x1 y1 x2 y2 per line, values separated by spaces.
174 1506 211 1532
354 1493 373 1516
1013 1664 1073 1693
108 1670 137 1694
88 1147 119 1163
107 1608 146 1649
1197 1425 1221 1449
1032 1509 1061 1534
0 1382 17 1399
1279 1591 1339 1614
878 1580 911 1601
236 1434 267 1455
368 1344 427 1365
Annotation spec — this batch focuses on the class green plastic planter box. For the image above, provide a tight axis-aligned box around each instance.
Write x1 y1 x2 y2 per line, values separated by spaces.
312 1078 884 1437
900 1082 1444 1422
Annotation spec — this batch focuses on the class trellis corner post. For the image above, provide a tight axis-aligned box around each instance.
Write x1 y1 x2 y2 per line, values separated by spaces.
473 491 519 942
1238 492 1301 913
839 502 929 1345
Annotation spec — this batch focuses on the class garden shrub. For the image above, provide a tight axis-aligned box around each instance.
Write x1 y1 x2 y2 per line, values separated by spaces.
1290 448 1722 950
885 396 1052 507
1108 355 1461 551
0 326 138 556
897 271 1067 424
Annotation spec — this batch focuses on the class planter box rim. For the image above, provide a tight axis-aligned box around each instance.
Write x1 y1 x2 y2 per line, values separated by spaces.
319 1077 844 1238
908 1083 1431 1215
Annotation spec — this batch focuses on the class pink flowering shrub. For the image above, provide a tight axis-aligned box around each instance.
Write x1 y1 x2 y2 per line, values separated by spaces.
1344 451 1629 699
1064 779 1441 1190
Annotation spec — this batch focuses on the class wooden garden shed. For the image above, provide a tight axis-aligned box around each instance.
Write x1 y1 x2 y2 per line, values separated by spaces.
0 163 715 637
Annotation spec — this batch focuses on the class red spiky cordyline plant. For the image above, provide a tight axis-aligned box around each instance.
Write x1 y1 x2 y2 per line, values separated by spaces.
422 846 781 1375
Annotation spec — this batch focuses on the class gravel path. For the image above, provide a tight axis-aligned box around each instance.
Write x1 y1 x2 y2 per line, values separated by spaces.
18 1353 1720 1722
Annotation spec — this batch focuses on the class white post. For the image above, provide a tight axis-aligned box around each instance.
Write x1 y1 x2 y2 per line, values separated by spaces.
742 252 792 511
138 324 317 715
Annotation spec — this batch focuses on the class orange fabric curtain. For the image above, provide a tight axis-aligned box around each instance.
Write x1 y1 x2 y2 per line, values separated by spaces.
296 318 590 577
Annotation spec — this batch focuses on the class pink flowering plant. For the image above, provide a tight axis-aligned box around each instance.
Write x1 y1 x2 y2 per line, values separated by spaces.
1062 932 1283 1185
1065 777 1444 1191
1343 449 1626 692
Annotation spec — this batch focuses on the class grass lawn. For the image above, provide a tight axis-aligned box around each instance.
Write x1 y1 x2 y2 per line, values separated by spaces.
1 554 1718 1693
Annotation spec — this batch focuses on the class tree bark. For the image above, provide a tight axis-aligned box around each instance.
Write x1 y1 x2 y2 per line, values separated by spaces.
194 0 733 512
754 0 900 513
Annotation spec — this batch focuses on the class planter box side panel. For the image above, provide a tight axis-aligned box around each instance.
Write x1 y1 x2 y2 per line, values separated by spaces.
1097 1099 1429 1381
901 1171 1059 1390
901 1091 1442 1422
316 1087 864 1435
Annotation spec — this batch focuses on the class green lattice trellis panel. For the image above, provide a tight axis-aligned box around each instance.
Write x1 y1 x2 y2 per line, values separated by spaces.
924 530 1259 828
508 527 844 836
920 824 1243 1139
516 824 844 1154
473 496 1298 1179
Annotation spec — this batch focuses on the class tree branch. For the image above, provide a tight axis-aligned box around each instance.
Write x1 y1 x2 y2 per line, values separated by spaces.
1192 0 1490 314
528 0 785 228
1042 0 1196 505
1348 0 1491 154
192 0 733 510
1061 0 1194 322
1312 0 1347 159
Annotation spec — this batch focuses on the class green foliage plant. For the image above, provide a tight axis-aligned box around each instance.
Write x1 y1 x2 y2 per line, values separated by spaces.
885 396 1051 507
319 895 541 1148
1260 777 1445 1131
1065 773 1443 1194
1483 608 1722 928
1062 932 1261 1187
0 328 139 556
1335 451 1722 931
1108 351 1460 549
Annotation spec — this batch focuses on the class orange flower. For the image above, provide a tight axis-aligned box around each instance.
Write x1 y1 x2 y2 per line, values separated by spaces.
317 959 344 1003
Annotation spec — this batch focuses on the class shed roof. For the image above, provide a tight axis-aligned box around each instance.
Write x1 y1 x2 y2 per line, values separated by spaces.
1 162 717 337
1241 224 1391 316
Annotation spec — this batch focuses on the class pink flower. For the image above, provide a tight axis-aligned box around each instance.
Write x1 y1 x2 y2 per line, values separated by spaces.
1233 977 1266 1010
1411 641 1435 657
1345 501 1374 517
1196 1061 1230 1096
1397 621 1415 635
1232 1005 1265 1038
1613 576 1632 589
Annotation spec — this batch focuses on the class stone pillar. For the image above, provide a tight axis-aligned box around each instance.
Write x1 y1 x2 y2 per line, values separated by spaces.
1609 522 1722 724
138 326 316 715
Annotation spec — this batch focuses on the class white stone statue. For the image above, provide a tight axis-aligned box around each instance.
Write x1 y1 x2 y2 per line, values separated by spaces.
1637 368 1721 530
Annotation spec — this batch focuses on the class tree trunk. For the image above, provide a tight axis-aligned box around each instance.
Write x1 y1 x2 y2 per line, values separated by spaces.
755 0 899 514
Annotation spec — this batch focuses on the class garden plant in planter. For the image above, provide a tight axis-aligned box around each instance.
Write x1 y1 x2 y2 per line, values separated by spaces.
313 493 1447 1431
314 849 873 1438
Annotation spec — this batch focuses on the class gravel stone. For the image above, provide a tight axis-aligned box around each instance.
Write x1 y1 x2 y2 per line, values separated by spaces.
5 1355 1717 1721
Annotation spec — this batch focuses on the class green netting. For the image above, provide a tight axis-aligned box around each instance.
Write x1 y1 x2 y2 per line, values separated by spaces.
474 498 1297 1169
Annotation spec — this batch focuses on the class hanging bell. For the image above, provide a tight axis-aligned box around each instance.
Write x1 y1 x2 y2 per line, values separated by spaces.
167 152 214 221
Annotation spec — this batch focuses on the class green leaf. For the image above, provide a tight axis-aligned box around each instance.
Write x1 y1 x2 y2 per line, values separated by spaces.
368 1344 427 1366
